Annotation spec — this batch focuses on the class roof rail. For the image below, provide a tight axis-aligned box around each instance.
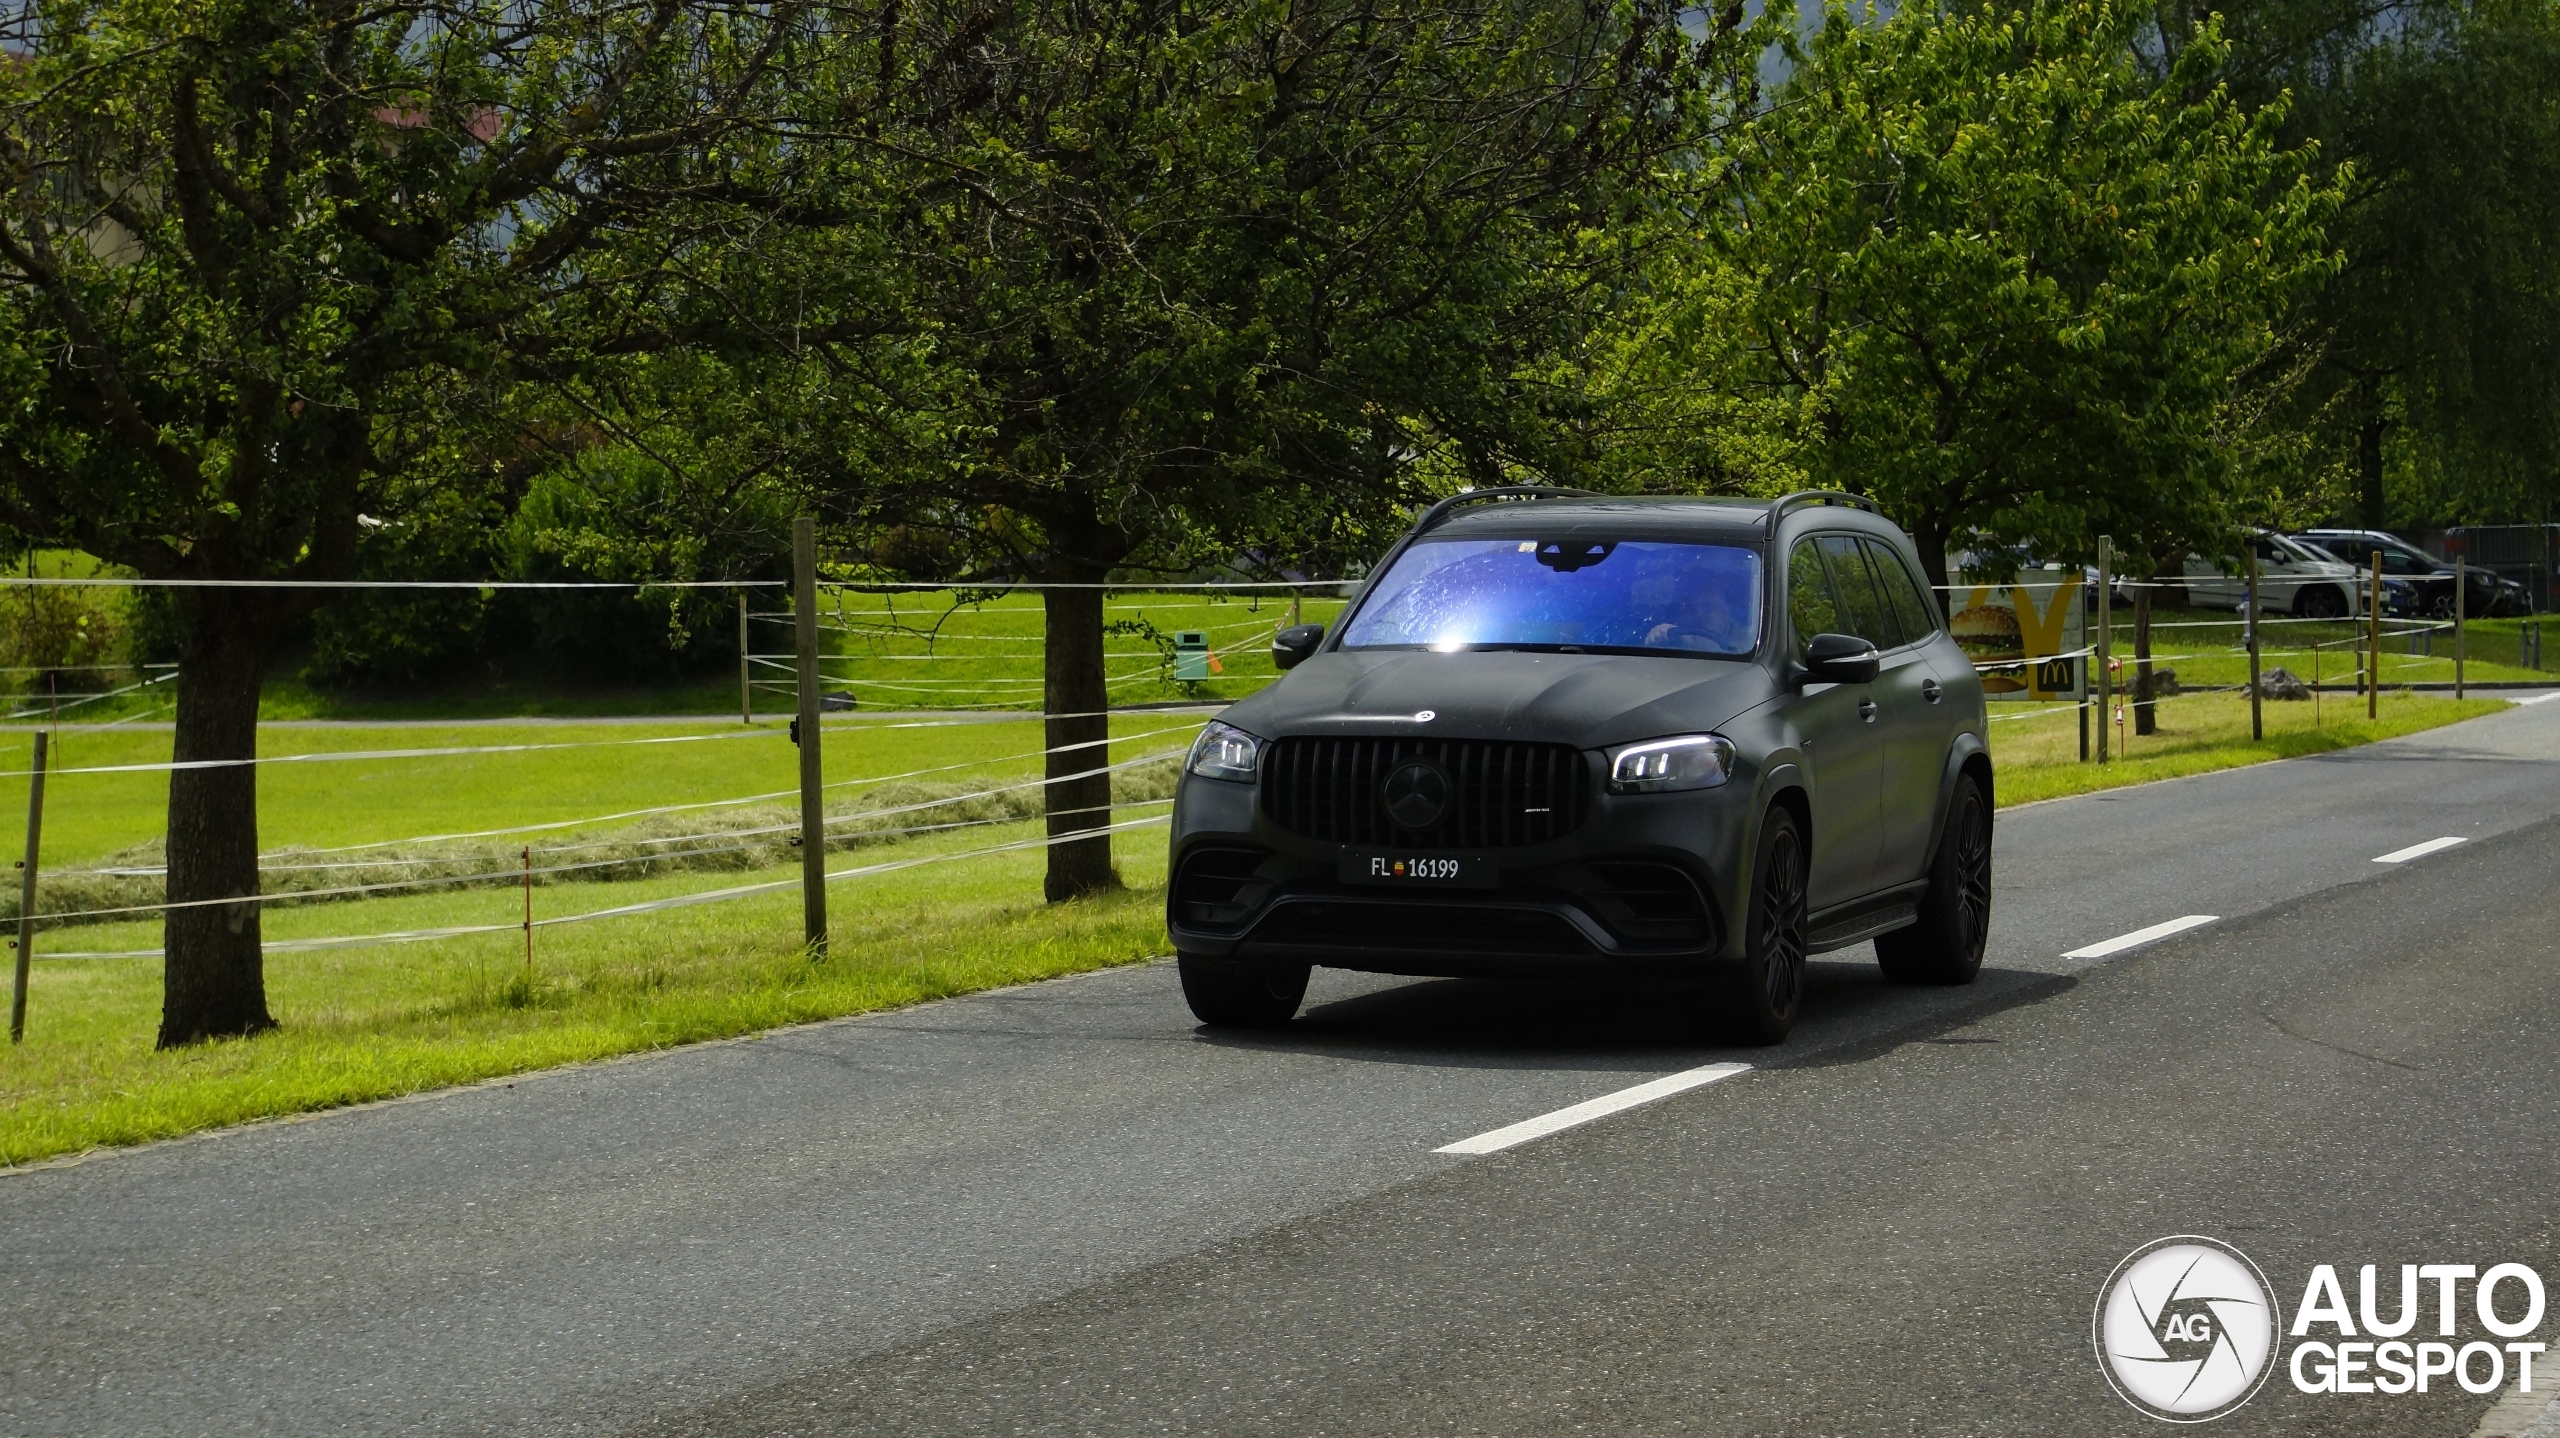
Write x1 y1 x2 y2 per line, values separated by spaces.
1767 490 1880 529
1411 485 1601 537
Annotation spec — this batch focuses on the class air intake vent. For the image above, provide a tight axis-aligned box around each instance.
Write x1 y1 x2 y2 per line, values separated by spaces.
1261 737 1590 848
1580 861 1716 948
1172 845 1273 932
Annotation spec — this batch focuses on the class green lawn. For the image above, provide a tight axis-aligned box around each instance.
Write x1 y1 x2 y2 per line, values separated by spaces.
0 710 1207 867
2094 607 2553 691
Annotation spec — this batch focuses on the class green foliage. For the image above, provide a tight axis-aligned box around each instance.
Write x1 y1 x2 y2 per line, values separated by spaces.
0 0 783 585
2180 0 2560 525
0 553 130 686
1692 0 2340 582
775 0 1774 583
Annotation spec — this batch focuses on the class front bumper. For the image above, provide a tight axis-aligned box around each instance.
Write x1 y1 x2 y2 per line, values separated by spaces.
1165 761 1755 981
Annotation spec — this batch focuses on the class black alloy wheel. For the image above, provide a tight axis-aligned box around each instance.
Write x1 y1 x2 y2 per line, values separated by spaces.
1723 806 1808 1045
2294 584 2348 619
1877 773 1991 985
1177 953 1311 1028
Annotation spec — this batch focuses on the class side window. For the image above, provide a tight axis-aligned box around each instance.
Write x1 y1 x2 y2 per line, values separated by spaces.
1787 538 1841 661
1817 535 1901 650
1865 538 1938 642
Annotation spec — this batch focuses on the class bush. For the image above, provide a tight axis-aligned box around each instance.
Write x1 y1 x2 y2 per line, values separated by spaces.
0 553 130 690
305 516 497 687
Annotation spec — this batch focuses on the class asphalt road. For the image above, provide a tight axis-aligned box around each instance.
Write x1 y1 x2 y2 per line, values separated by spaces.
6 696 2560 1437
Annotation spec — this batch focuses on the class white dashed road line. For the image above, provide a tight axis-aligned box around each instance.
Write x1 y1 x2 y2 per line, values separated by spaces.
1435 1063 1753 1156
2375 836 2469 863
2060 914 2220 961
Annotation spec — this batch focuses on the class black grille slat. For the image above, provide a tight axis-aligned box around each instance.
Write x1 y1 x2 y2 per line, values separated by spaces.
1262 737 1588 848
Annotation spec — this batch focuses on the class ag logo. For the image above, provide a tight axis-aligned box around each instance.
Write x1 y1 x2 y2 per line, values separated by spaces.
2095 1236 2282 1422
1380 759 1450 829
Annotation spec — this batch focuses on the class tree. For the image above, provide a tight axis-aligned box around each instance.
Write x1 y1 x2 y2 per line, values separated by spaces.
792 0 1769 899
0 0 806 1044
1703 0 2338 593
2148 0 2560 528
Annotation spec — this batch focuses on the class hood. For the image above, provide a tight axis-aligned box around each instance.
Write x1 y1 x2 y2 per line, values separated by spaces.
1218 649 1779 750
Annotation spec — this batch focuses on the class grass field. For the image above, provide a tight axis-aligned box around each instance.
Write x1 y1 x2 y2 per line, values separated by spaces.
0 710 1208 867
13 587 1356 724
2086 606 2552 690
0 627 2530 1169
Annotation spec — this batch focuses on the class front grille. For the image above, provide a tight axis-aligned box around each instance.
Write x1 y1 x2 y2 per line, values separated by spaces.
1261 737 1590 848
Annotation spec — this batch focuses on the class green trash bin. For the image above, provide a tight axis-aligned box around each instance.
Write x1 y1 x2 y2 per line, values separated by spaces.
1173 630 1212 681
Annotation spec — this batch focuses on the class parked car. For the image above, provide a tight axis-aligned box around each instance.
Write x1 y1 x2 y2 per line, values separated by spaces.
2182 530 2368 618
1166 488 1993 1046
2293 528 2532 618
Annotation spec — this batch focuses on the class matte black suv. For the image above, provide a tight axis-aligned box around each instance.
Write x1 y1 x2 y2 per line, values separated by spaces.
1166 488 1994 1044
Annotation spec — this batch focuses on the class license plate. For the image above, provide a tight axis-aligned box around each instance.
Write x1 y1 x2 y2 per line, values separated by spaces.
1339 851 1496 888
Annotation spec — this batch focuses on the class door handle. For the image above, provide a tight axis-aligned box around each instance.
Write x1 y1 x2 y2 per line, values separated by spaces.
1921 679 1943 704
1858 699 1878 722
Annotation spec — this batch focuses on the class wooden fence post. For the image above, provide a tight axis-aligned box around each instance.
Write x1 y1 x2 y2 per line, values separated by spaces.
2095 537 2113 763
2454 557 2467 700
2247 553 2263 742
12 729 47 1043
794 518 828 955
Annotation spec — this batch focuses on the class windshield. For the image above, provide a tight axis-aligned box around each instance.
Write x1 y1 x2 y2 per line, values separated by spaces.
1339 538 1763 657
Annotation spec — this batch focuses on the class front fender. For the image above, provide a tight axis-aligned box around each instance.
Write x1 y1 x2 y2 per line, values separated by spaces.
1923 730 1991 861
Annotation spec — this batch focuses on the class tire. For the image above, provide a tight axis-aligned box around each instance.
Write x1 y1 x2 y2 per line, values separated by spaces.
1875 772 1991 986
1721 806 1808 1046
2293 584 2347 619
1177 953 1310 1028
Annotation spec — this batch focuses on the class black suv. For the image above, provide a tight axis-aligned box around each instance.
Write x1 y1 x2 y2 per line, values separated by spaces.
1166 489 1994 1044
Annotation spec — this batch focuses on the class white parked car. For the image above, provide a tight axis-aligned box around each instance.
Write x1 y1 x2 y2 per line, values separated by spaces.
2184 531 2366 619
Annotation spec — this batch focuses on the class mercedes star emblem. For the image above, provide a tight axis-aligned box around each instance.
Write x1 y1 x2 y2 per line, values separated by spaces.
1381 759 1452 829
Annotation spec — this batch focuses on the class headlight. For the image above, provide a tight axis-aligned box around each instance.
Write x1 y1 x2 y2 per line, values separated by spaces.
1185 720 1262 783
1606 734 1735 794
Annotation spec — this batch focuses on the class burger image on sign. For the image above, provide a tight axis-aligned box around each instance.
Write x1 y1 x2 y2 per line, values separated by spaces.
1951 604 2027 692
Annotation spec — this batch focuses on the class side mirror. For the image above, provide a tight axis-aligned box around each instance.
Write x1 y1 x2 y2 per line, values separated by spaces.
1799 632 1880 686
1272 623 1326 671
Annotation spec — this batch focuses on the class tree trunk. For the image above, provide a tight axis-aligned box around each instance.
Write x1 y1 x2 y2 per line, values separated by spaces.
158 590 278 1047
2357 377 2389 529
1911 523 1953 623
2132 584 2156 736
1041 580 1119 902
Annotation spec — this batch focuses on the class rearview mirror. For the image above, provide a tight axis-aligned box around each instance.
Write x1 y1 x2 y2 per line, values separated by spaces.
1799 632 1879 686
1272 623 1325 671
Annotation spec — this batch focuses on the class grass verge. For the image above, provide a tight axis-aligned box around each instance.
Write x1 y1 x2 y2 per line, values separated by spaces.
1986 689 2508 806
0 820 1172 1167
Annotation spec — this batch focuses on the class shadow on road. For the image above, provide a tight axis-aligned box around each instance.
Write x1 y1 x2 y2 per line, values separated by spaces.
1187 960 2079 1075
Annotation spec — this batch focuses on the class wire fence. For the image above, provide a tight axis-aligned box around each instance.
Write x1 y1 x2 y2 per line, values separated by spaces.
0 568 1320 1024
